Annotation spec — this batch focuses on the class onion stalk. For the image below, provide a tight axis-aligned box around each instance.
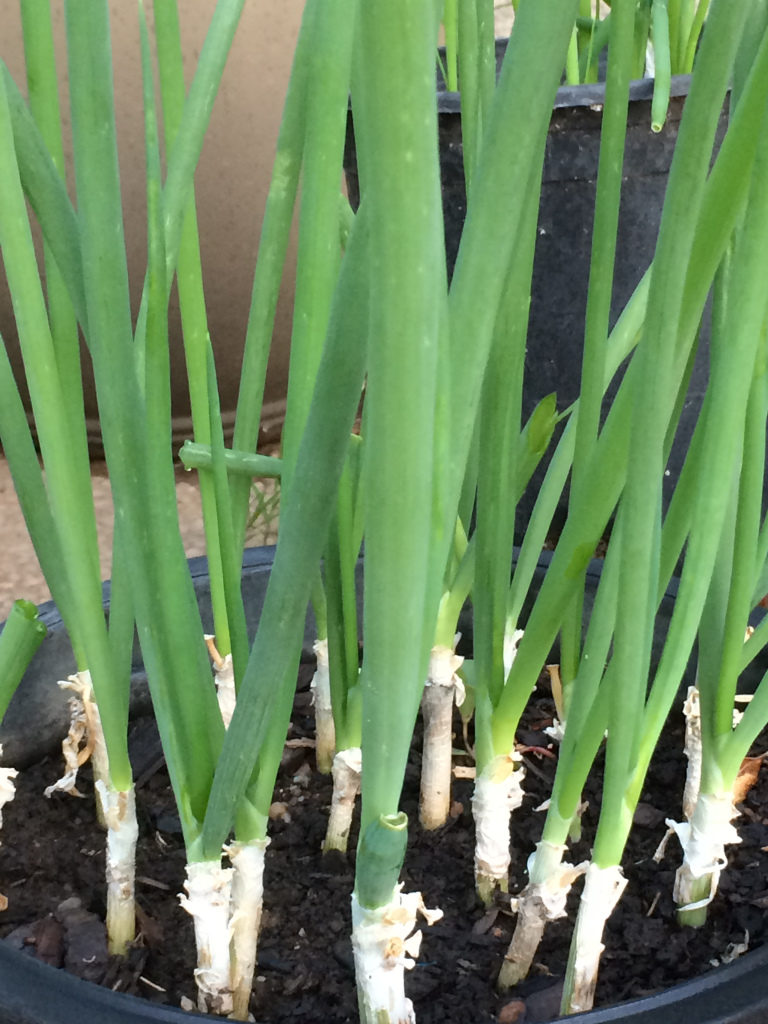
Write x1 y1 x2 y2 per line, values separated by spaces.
558 8 767 1010
0 3 139 951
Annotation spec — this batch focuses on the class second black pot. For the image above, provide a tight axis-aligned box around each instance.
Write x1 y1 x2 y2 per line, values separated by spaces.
343 47 730 541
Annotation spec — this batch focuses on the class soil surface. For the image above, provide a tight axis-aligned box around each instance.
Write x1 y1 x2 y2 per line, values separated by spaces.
1 666 768 1024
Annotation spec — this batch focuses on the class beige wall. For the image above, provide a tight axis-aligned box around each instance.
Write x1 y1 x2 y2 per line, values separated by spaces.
1 1 304 447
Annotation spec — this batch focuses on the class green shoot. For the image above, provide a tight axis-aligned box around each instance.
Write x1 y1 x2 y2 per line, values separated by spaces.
0 600 47 721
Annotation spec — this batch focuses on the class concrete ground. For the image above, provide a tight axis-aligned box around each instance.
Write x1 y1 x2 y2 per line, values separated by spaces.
0 457 279 621
494 1 514 37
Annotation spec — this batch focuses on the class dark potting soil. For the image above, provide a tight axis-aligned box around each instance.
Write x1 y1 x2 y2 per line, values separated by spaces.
1 670 768 1024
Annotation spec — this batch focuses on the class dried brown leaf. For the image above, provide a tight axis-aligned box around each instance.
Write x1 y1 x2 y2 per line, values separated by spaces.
733 755 765 804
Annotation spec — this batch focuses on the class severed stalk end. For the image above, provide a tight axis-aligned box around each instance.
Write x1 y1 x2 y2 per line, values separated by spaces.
98 780 138 956
351 885 442 1024
310 639 336 774
419 644 464 831
226 837 269 1020
472 754 525 904
561 863 627 1015
498 843 586 990
323 747 362 855
180 860 234 1016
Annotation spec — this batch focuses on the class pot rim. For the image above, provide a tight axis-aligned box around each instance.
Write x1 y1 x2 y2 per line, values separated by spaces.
435 34 692 115
1 892 767 1024
437 69 692 115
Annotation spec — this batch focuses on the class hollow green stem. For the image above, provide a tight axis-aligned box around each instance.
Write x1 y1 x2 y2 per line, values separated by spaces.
0 601 47 719
651 0 672 131
179 441 282 480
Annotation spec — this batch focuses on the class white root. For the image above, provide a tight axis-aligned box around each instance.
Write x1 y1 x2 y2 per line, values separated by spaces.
310 638 336 773
0 746 17 832
663 683 743 915
40 674 137 950
470 626 526 898
323 747 362 854
498 840 588 989
543 720 565 743
226 837 269 1021
0 745 16 910
503 629 525 679
654 686 713 867
472 752 526 903
668 791 741 913
681 686 702 821
419 642 464 830
563 863 627 1015
179 860 234 1015
351 885 443 1024
205 636 236 729
96 780 139 955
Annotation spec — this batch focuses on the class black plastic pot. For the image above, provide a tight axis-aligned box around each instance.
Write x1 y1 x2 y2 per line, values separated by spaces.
1 549 768 1023
0 547 316 770
342 46 730 541
2 929 768 1024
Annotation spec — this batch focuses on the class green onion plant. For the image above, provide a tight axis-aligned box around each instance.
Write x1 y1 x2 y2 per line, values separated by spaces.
466 0 634 909
0 0 141 954
664 15 768 930
1 0 251 1008
556 5 768 1011
320 435 365 853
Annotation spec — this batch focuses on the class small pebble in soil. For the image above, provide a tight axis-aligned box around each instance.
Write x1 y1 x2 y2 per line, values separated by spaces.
292 762 312 787
280 746 306 775
498 998 527 1024
31 916 65 967
269 801 292 823
57 896 109 983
